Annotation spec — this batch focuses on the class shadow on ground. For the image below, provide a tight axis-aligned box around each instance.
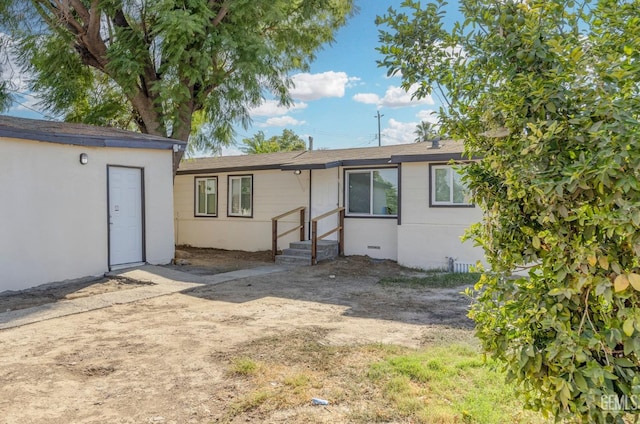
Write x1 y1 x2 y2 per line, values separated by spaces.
180 255 474 329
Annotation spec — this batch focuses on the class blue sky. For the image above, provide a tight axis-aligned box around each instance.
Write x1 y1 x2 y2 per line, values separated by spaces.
244 0 444 152
5 0 462 154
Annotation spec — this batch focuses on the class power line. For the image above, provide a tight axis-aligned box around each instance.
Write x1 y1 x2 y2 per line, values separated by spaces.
5 90 59 120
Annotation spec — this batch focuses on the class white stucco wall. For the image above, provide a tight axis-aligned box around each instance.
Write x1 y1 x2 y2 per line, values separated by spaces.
339 165 398 260
174 170 310 251
344 218 398 260
0 137 176 292
173 160 486 269
397 162 485 270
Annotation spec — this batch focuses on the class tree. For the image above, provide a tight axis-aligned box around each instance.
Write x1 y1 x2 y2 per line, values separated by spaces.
0 37 15 111
378 0 640 422
413 121 436 143
240 128 306 154
0 0 354 150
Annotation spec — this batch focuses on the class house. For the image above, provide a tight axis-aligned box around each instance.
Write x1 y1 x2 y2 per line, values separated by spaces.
0 116 186 292
174 140 484 270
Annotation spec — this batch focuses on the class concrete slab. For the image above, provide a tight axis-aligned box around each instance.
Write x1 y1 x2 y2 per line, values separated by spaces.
0 264 287 330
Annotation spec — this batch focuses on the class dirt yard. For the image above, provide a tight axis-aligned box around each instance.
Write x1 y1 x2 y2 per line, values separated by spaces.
0 248 475 423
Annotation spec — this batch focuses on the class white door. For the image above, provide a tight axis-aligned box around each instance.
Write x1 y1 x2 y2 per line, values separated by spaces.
311 168 340 240
108 166 143 267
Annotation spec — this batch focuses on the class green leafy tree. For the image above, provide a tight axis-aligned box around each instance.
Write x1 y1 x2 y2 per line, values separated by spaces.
240 128 306 154
414 121 436 143
0 37 14 111
0 0 354 150
378 0 640 422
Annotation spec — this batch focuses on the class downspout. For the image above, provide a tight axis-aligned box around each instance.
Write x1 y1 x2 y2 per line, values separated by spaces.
308 169 312 240
397 163 402 226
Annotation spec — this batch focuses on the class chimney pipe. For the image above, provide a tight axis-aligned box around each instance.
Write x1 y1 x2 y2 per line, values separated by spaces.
431 137 441 149
308 136 314 151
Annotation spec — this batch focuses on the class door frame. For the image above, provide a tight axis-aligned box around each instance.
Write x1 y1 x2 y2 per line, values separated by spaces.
107 165 146 269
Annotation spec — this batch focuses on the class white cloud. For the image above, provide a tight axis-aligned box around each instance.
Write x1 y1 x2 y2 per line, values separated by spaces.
346 76 362 88
353 83 434 108
249 99 307 117
352 93 379 105
381 118 419 145
259 116 305 127
290 71 355 101
380 84 435 108
416 109 439 124
221 145 243 156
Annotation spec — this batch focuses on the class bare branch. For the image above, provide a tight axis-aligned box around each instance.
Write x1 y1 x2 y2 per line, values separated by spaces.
211 2 229 26
86 0 102 41
67 0 90 23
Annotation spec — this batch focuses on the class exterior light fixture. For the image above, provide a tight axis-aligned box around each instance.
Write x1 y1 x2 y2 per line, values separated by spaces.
79 153 89 165
294 169 302 175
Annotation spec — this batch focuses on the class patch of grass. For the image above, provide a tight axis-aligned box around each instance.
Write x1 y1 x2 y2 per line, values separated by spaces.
227 389 270 416
366 343 547 424
380 272 481 288
283 372 318 395
230 356 259 376
220 330 548 424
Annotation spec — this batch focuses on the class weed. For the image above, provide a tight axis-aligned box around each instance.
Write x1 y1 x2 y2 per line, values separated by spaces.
366 343 548 424
222 332 548 424
227 389 270 416
230 356 259 376
379 272 481 288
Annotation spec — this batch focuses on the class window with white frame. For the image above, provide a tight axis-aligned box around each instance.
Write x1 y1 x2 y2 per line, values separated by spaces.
346 168 398 216
195 177 217 216
228 175 252 217
430 164 472 206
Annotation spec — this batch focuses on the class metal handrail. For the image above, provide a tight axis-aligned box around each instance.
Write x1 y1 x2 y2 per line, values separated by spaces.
311 207 345 265
271 206 306 261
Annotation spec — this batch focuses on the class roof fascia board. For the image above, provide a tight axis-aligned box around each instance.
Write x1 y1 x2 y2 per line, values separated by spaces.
340 158 394 167
177 164 287 175
0 128 183 150
280 160 342 170
390 152 470 163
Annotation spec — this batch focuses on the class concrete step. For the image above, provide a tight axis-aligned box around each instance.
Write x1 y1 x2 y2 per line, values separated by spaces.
275 254 311 266
289 240 338 251
276 240 338 265
281 248 312 257
275 240 339 266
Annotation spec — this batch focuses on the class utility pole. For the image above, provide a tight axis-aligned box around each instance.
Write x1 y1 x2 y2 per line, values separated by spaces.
374 110 384 146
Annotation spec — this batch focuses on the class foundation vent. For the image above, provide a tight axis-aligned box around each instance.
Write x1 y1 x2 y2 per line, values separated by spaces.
447 257 473 273
453 262 473 273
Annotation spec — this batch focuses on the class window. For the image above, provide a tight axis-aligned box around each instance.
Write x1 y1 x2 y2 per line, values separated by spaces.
346 168 398 216
430 164 472 206
228 175 252 217
195 177 217 216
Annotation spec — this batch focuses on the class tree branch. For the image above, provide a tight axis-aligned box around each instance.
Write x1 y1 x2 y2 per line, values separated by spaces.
67 0 90 23
211 1 229 26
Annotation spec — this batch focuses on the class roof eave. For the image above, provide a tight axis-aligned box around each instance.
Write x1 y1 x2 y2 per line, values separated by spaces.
0 128 184 150
177 163 287 175
280 160 342 171
389 152 474 163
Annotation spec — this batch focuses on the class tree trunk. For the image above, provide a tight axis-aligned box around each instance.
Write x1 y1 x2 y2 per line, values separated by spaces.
128 91 165 137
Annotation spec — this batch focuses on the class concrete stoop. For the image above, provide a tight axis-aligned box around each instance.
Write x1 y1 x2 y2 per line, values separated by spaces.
275 240 339 266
